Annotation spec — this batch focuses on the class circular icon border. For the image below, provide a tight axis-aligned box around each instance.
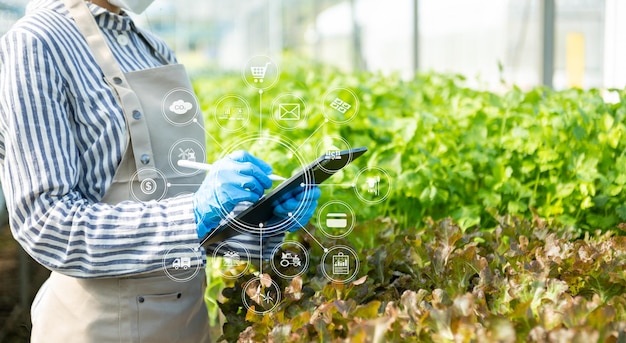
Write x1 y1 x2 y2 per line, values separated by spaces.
162 245 202 283
241 277 282 315
314 135 353 174
321 245 360 284
140 178 157 195
213 94 251 133
168 138 207 176
129 168 168 202
161 88 200 126
270 93 308 131
241 55 280 91
353 167 392 204
211 241 251 279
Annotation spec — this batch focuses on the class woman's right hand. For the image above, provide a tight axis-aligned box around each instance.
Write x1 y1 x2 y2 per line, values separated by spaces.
193 150 273 239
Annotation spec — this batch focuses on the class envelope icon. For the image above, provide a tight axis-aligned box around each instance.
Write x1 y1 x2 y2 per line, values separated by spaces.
278 103 301 121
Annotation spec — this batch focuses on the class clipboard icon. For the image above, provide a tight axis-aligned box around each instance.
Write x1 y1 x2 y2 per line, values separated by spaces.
278 103 300 121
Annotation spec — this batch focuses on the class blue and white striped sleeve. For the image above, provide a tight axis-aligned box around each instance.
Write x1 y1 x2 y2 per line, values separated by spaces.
0 28 202 278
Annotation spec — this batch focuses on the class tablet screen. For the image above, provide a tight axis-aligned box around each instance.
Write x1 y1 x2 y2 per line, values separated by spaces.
201 146 367 246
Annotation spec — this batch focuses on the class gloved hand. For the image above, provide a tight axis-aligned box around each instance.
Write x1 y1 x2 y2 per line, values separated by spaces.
193 150 273 239
269 186 321 232
205 186 321 260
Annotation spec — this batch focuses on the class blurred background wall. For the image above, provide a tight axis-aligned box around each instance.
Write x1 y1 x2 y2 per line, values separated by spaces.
132 0 620 90
1 0 623 90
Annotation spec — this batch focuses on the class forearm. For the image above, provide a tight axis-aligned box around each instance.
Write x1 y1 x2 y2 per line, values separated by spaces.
8 189 201 278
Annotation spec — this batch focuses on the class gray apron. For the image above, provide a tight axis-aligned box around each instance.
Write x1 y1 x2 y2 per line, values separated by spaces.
30 0 210 341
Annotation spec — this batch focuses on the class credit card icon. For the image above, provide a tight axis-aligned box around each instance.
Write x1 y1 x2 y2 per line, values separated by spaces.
326 213 348 228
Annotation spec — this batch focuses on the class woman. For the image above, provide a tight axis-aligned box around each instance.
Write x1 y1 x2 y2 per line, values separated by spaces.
0 0 319 341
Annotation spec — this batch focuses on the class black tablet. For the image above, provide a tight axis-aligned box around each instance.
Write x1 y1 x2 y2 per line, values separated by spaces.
201 146 368 246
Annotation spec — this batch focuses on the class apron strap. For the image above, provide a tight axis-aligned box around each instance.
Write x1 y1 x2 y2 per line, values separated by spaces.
62 0 158 180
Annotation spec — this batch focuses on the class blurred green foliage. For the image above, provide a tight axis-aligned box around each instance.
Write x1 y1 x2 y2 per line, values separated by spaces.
194 58 626 234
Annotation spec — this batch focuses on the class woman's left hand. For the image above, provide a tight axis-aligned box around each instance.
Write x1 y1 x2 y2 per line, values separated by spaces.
270 186 321 232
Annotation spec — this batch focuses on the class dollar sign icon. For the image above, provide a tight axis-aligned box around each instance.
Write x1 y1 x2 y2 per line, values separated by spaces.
141 178 157 195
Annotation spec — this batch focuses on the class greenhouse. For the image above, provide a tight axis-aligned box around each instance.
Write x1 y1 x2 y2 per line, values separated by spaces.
0 0 625 342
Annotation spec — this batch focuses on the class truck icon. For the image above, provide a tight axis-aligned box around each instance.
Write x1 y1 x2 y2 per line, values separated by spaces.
172 257 191 270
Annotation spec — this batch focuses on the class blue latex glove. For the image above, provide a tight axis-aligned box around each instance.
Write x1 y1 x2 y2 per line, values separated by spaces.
270 186 321 232
205 186 321 260
193 150 273 239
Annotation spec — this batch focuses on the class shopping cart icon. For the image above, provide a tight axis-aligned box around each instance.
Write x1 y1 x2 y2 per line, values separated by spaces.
250 62 271 83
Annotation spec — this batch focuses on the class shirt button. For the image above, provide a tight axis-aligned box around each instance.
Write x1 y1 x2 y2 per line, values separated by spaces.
138 296 144 303
117 34 130 46
140 154 150 164
132 110 142 120
113 77 123 85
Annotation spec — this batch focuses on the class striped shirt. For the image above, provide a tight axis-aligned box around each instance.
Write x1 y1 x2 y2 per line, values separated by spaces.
0 0 205 278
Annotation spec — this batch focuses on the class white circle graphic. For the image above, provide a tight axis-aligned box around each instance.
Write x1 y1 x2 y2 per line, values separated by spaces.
168 139 207 176
161 88 199 126
241 277 281 315
129 168 168 202
242 55 280 90
211 241 251 279
320 245 360 284
213 95 251 132
314 135 353 174
270 241 309 278
162 245 202 282
321 87 360 124
140 178 157 195
353 167 392 204
316 201 356 239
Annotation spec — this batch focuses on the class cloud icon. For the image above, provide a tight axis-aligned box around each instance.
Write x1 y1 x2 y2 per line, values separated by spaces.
169 99 193 115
